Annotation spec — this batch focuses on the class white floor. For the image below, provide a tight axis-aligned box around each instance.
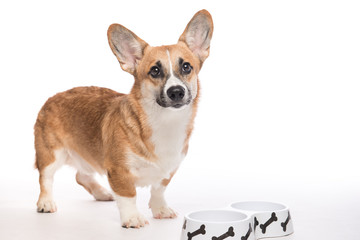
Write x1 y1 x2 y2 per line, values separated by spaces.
1 164 359 240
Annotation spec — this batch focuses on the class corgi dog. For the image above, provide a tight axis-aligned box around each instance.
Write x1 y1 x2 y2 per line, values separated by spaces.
34 9 213 228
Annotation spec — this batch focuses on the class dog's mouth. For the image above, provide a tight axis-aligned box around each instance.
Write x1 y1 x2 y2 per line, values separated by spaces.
173 103 185 108
170 100 191 109
156 98 191 109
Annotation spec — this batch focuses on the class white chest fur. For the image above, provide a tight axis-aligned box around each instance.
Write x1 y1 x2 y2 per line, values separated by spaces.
128 103 193 187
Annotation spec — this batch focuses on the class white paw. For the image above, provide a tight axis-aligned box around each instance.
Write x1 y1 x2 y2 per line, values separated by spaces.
121 212 149 228
37 198 57 213
152 206 177 219
93 188 114 201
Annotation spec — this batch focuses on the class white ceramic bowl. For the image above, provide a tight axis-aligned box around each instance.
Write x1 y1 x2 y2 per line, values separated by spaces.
180 209 255 240
230 201 294 239
180 201 294 240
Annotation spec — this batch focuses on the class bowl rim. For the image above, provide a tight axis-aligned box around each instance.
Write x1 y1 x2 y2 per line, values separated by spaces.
230 201 289 212
185 209 251 224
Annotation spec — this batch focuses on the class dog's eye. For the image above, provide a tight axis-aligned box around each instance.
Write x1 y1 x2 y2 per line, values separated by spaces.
149 66 161 78
182 62 192 74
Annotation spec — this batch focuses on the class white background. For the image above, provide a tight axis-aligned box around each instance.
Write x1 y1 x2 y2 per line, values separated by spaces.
0 0 359 239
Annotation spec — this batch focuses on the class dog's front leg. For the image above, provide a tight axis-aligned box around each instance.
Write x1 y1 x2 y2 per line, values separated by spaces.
108 168 148 228
149 175 177 219
115 195 149 228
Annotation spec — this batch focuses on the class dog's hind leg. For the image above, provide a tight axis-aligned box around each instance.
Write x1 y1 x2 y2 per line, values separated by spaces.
76 172 113 201
36 148 66 213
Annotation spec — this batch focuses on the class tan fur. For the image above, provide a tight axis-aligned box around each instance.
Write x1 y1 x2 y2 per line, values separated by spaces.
161 170 177 187
34 9 213 226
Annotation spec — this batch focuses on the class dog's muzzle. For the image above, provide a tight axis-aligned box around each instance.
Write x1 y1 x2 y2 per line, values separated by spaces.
157 85 192 109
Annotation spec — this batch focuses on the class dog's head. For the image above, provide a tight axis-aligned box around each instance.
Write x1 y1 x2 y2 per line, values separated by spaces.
107 10 213 110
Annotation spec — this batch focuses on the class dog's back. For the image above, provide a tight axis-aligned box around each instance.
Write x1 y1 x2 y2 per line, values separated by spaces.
34 86 123 171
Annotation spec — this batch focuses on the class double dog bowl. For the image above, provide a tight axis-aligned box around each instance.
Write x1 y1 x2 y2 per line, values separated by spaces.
181 201 294 240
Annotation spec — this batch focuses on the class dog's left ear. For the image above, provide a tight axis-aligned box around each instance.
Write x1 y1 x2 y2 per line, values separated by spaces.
179 10 214 65
108 24 148 75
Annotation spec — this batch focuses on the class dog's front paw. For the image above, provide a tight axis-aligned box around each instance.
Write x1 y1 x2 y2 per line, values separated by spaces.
37 198 57 213
152 206 177 219
121 212 149 228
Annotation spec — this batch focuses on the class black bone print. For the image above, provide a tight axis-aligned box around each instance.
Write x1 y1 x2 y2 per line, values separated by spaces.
183 220 187 230
259 212 278 234
241 223 253 240
187 224 206 240
254 217 259 231
281 211 291 232
212 226 235 240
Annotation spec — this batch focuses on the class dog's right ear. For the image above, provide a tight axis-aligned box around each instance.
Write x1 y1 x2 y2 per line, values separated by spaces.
107 24 148 75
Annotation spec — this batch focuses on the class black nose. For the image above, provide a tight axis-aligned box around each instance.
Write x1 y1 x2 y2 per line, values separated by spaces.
167 86 185 102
